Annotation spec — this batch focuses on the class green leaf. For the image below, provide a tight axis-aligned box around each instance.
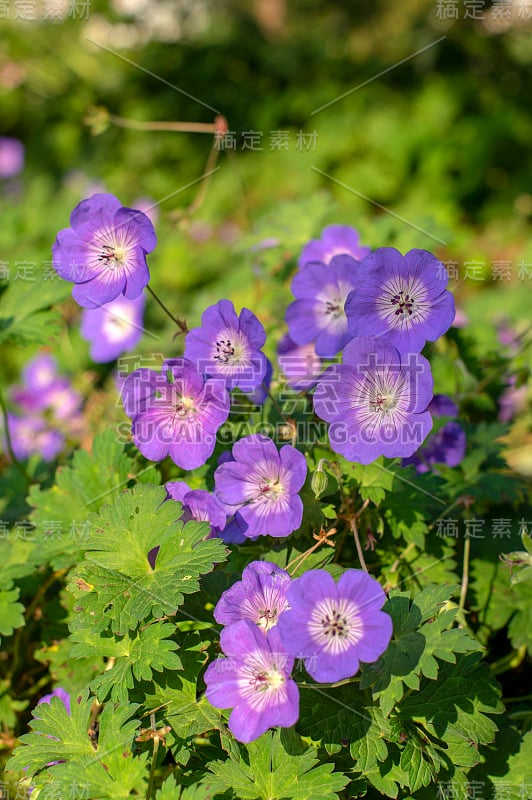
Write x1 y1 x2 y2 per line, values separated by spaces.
0 584 24 641
399 739 434 792
0 538 38 584
0 679 28 729
360 585 480 717
69 621 182 702
298 683 390 769
491 730 532 799
137 633 223 765
400 653 503 759
203 729 349 800
507 579 532 656
68 484 227 634
155 775 181 800
28 431 160 569
340 456 396 505
0 275 69 345
6 689 147 799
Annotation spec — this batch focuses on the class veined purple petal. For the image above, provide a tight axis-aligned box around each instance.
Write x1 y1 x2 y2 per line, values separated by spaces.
52 193 156 308
278 568 392 683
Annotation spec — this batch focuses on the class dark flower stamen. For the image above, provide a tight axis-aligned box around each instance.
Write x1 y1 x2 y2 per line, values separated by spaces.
325 299 342 318
390 290 414 316
321 610 348 638
214 339 235 363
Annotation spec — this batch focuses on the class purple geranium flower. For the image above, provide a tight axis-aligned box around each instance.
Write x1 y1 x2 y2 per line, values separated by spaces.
184 299 268 392
402 394 466 473
52 193 156 308
214 434 307 538
166 480 226 536
345 247 455 353
298 225 370 268
3 354 83 462
0 136 25 179
5 414 64 462
277 569 392 683
36 687 71 715
313 336 433 464
285 255 359 357
12 355 83 424
204 619 299 743
214 561 290 631
80 292 146 363
121 358 230 469
277 334 322 392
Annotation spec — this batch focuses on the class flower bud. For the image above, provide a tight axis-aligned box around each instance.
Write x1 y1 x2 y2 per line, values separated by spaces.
311 459 329 500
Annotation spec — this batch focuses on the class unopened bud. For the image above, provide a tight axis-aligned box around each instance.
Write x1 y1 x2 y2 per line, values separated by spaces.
311 459 329 500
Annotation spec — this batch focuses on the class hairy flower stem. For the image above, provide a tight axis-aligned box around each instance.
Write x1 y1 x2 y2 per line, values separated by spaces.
459 535 471 616
261 383 296 438
108 113 226 136
350 499 370 573
147 285 188 332
351 516 368 573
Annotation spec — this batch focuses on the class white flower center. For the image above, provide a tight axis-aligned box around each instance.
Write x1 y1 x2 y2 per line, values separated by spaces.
174 395 196 419
97 244 127 269
376 276 429 331
238 651 288 711
212 328 250 368
102 306 136 343
308 597 363 654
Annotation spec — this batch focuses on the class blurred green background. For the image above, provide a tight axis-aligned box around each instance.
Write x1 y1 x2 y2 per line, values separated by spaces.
1 0 531 468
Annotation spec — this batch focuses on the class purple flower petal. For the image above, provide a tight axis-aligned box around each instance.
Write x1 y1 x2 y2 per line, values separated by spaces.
52 193 156 308
184 300 267 391
205 620 299 743
278 568 392 683
287 256 359 357
314 337 434 464
122 360 230 469
345 247 455 354
299 225 371 268
81 293 145 363
214 560 290 630
214 435 307 538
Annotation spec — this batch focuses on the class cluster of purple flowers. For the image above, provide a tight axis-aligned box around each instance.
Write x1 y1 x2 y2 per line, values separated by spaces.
205 561 392 742
286 226 457 464
115 290 274 470
3 354 83 462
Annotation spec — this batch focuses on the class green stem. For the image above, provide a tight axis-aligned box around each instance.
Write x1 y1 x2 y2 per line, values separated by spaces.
147 285 187 332
491 645 526 676
458 536 471 615
505 692 532 704
146 712 159 800
351 516 368 573
262 383 291 424
109 113 221 135
24 568 68 621
298 677 361 689
0 387 29 483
